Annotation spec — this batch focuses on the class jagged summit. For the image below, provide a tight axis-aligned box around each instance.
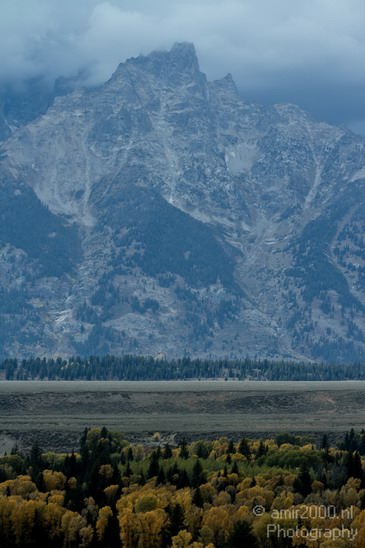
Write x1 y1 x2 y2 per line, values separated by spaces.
112 42 201 82
210 72 241 99
169 42 199 65
1 44 365 363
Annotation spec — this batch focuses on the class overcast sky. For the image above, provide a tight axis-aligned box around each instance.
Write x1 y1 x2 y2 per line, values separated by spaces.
2 0 365 134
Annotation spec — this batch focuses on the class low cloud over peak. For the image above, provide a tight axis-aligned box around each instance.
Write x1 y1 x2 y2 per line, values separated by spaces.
2 0 365 133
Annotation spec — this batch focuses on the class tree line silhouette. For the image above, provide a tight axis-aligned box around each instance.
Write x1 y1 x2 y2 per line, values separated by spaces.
2 355 365 381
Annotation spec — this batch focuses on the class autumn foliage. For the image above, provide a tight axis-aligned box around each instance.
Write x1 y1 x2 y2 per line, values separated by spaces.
0 428 365 546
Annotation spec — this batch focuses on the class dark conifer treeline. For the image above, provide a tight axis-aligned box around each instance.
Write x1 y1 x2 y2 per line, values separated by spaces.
1 355 365 381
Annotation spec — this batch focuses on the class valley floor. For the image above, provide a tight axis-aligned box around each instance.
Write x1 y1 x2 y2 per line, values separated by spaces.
0 381 364 452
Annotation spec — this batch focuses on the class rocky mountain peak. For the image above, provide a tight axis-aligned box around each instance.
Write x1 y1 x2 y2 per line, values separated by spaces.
169 41 199 67
2 44 365 364
209 72 241 101
140 42 200 72
112 42 201 84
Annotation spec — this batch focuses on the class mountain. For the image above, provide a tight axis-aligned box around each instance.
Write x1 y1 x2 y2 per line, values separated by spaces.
1 42 365 362
0 75 81 142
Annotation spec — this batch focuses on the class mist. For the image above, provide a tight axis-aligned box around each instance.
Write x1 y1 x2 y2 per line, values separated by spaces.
2 0 365 133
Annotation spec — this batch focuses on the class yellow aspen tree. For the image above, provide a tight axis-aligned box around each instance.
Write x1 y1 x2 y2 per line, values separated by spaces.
79 525 94 547
199 483 215 504
96 505 113 542
252 513 275 546
67 477 77 490
99 464 114 481
202 506 232 546
61 510 87 546
351 509 365 547
184 505 203 540
233 505 251 523
0 496 18 543
213 490 231 506
0 476 37 497
199 525 214 546
42 470 66 491
47 492 65 506
138 509 168 547
42 501 65 544
84 497 98 523
133 444 145 462
104 484 120 505
311 480 324 493
118 508 137 547
174 488 192 513
11 500 44 546
171 529 193 547
119 507 167 548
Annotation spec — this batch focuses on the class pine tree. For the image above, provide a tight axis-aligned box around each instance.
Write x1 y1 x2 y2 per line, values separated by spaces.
359 431 365 456
346 451 364 485
238 438 250 458
321 434 329 451
168 503 185 537
179 437 189 459
100 426 108 439
293 464 312 497
80 428 89 470
147 451 160 479
191 459 203 488
227 440 236 454
124 460 132 478
156 465 166 485
163 444 173 459
177 469 190 488
28 440 43 487
226 520 258 547
256 440 266 458
231 461 239 475
192 486 203 508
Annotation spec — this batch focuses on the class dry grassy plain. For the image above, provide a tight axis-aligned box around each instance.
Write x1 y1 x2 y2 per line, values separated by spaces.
0 381 364 451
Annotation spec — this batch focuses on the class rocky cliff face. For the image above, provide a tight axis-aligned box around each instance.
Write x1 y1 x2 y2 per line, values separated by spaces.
1 43 365 362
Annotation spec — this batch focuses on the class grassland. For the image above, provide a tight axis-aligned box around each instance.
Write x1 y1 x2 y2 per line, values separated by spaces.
0 380 364 452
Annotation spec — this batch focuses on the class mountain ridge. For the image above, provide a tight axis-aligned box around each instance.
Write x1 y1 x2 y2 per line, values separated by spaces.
1 42 365 362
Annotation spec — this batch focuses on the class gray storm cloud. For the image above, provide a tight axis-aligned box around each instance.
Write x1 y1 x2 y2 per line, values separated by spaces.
1 0 365 131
